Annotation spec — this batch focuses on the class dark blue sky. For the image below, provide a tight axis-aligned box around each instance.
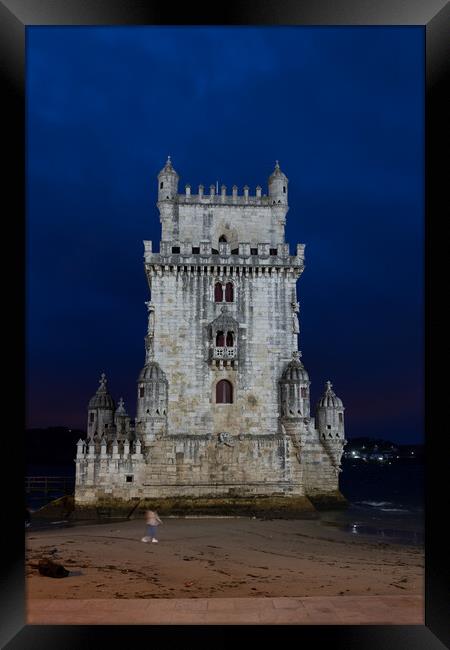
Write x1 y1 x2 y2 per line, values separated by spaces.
26 26 424 443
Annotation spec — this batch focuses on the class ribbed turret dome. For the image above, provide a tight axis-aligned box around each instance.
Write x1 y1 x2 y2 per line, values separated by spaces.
317 381 344 409
88 373 115 410
269 160 287 181
281 351 309 383
138 361 167 382
157 155 178 178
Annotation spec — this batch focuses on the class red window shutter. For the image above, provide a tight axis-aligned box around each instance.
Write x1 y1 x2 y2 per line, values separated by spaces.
216 380 233 404
225 282 234 302
215 283 223 302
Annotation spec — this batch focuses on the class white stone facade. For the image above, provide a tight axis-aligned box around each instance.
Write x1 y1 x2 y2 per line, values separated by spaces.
75 159 347 509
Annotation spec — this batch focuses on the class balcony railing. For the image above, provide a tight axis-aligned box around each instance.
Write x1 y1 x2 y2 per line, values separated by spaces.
213 346 236 359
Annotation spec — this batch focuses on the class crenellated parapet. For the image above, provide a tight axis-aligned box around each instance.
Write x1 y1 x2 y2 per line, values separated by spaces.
177 189 279 206
75 437 145 488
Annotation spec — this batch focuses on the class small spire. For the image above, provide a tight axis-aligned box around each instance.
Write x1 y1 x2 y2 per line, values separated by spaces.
326 380 333 391
99 373 107 390
275 160 280 169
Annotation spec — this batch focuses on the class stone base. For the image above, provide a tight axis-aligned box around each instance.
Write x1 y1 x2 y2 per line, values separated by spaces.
306 490 349 510
71 493 348 520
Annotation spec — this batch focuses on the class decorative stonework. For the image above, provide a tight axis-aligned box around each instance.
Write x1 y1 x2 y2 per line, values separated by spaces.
75 160 347 511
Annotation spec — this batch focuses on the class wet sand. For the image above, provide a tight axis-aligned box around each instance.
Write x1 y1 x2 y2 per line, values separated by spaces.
26 517 424 601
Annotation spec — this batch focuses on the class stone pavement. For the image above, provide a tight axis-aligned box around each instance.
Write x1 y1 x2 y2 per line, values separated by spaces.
27 595 424 625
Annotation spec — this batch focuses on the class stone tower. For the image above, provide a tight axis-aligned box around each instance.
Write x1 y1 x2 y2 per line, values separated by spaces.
75 159 347 513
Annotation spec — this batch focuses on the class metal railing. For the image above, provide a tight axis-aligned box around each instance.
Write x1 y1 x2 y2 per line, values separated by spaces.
25 476 75 496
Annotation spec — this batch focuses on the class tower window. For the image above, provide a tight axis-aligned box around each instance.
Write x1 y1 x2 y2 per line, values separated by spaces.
250 248 258 255
225 282 234 302
126 475 133 483
216 331 225 347
301 387 307 398
219 235 227 242
216 379 233 404
214 282 223 302
139 387 144 397
226 331 234 347
327 425 331 429
339 413 343 423
283 186 286 193
160 182 163 189
192 247 200 254
270 248 278 256
89 413 95 423
172 246 180 253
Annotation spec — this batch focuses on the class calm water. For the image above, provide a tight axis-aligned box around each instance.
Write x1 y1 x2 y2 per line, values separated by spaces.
319 460 424 545
26 460 424 545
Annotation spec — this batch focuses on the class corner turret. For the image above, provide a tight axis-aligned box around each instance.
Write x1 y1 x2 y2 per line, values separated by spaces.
157 155 179 202
279 351 310 420
268 160 288 206
114 397 131 441
316 381 346 472
136 361 168 444
87 373 116 440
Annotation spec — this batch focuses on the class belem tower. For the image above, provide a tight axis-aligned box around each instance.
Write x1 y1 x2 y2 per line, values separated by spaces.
74 158 347 514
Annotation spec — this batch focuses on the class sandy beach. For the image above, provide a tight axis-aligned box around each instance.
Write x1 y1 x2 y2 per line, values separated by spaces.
26 516 424 601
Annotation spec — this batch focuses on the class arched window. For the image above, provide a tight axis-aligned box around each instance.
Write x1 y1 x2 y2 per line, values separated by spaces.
214 282 223 302
219 235 227 242
300 387 307 398
225 282 234 302
216 379 233 404
216 331 225 347
226 331 234 347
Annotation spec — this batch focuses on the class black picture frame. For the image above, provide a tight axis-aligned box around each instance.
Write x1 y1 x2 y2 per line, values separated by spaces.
2 0 448 647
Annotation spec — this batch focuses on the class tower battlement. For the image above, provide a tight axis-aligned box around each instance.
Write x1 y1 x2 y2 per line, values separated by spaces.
175 187 282 206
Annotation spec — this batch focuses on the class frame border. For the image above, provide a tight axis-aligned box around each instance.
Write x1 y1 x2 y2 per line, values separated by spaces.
1 0 448 647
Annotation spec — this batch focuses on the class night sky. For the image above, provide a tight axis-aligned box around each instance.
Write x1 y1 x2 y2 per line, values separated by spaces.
26 26 424 443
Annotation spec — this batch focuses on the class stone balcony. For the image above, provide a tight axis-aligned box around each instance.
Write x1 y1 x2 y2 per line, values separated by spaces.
212 346 236 360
